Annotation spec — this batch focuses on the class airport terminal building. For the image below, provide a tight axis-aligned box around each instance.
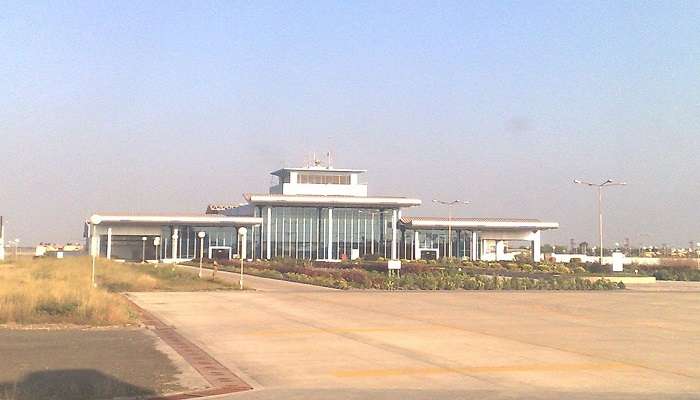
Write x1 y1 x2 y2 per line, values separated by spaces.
86 164 558 263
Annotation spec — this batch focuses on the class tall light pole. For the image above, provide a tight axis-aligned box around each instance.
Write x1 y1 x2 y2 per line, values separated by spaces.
432 199 470 259
574 179 627 265
197 231 206 278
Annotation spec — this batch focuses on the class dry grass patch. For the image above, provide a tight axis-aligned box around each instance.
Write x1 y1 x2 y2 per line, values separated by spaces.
0 257 235 326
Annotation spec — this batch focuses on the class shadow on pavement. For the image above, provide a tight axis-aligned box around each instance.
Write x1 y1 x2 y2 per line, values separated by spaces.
0 369 155 400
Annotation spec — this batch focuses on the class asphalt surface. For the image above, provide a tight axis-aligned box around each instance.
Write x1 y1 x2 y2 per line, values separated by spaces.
0 328 207 400
129 272 700 400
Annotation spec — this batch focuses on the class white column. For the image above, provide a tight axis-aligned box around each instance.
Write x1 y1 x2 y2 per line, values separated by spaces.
239 229 247 260
391 209 398 260
532 230 541 263
470 231 478 261
327 208 334 260
171 228 179 260
266 207 272 259
106 227 113 259
186 230 191 259
495 240 506 261
414 231 420 260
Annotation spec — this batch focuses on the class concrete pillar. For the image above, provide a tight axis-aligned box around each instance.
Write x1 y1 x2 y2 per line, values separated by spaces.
327 208 334 260
532 230 541 263
391 209 397 260
106 228 112 259
171 228 179 260
470 231 478 261
495 240 506 261
414 231 420 260
266 207 272 259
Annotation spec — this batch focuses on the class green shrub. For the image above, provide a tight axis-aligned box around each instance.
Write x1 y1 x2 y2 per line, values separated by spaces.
554 265 572 274
520 264 534 272
35 298 80 316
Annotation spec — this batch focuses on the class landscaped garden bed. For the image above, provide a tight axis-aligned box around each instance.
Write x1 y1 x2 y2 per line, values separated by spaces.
203 258 625 291
625 263 700 282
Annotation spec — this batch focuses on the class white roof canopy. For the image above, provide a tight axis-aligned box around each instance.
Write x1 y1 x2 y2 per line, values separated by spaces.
245 194 421 208
400 216 559 231
89 214 262 226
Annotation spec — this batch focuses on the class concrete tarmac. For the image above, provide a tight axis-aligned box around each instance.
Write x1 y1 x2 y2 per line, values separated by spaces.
129 273 700 400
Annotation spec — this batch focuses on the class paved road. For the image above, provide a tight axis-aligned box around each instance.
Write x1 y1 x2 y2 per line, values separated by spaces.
129 275 700 400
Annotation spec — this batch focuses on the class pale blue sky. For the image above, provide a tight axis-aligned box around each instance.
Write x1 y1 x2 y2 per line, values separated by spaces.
1 1 699 246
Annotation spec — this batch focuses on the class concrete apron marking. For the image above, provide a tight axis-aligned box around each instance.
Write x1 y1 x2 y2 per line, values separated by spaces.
125 296 253 399
333 362 629 378
248 326 452 336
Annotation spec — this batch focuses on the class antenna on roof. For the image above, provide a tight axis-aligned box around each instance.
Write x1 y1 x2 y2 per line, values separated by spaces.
327 151 332 169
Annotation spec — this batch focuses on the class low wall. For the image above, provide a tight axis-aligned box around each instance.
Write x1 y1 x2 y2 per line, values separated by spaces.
584 276 657 284
550 253 661 266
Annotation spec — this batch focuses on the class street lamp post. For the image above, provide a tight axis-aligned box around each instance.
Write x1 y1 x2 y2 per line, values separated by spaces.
141 236 147 262
574 179 627 266
197 231 206 278
432 199 470 259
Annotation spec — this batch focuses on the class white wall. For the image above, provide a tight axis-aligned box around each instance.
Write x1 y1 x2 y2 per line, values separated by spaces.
550 253 662 266
93 225 163 236
277 182 368 196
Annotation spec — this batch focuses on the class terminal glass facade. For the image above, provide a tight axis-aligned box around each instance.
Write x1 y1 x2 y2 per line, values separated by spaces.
257 206 397 260
399 228 473 260
100 224 253 261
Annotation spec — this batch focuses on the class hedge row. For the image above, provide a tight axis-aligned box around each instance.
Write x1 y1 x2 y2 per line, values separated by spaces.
220 263 623 291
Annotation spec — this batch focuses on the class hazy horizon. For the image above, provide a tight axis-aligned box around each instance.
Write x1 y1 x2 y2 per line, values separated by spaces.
1 1 699 247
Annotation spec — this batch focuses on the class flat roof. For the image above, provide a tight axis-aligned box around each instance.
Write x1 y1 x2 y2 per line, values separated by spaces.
245 194 421 208
89 214 262 226
400 216 559 230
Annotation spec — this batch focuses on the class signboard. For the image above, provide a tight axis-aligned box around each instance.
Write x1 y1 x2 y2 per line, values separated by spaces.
612 252 624 272
351 249 360 260
388 260 401 270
